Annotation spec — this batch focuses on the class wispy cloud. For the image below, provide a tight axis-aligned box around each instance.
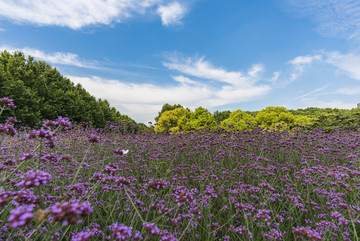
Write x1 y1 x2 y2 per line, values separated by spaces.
325 52 360 80
0 0 191 29
336 86 360 95
292 85 329 101
0 27 5 32
0 46 98 68
67 55 271 122
287 54 322 82
157 2 187 26
164 55 265 87
284 52 360 83
288 0 360 41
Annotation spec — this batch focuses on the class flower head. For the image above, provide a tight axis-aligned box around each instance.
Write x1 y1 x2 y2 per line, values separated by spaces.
16 170 52 188
108 223 133 240
47 202 93 226
8 205 34 228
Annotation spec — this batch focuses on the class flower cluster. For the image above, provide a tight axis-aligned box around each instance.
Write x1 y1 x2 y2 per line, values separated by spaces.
16 170 52 188
26 127 57 148
0 190 13 206
292 226 323 240
14 190 40 205
0 97 16 109
108 223 133 240
47 202 93 226
7 205 34 228
147 178 169 190
88 134 100 143
143 222 161 235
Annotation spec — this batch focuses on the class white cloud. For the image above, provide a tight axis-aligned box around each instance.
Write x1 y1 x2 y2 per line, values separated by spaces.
0 46 97 68
67 75 212 122
66 56 270 122
287 54 322 81
270 72 280 83
0 0 191 29
336 86 360 95
288 55 322 65
326 52 360 80
157 2 187 26
288 0 360 41
0 28 5 31
164 56 265 87
299 99 356 109
172 75 197 85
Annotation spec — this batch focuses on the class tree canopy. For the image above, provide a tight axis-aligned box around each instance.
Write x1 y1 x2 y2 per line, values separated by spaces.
0 50 135 127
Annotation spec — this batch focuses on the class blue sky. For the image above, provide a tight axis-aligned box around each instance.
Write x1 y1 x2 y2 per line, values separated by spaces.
1 0 360 123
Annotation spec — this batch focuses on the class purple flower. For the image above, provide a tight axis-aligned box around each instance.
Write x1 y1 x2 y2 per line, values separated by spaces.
0 97 16 109
7 205 34 228
6 117 17 124
88 134 100 143
0 123 17 136
0 190 13 206
71 230 96 241
292 226 323 240
26 127 57 147
56 116 72 129
14 190 40 205
143 222 161 235
43 120 59 128
108 223 132 240
262 228 286 240
47 202 92 226
133 230 143 240
16 170 52 188
147 179 169 190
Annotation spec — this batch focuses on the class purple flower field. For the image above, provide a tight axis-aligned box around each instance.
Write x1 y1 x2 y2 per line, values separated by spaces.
1 99 360 240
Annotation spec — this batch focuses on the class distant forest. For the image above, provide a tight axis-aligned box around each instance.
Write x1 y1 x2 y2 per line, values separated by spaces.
1 50 360 132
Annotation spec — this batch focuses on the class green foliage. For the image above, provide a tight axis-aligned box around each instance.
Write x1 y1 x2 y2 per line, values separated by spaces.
0 50 135 127
154 107 191 133
289 107 360 130
213 110 231 123
185 106 217 130
255 106 311 130
155 103 183 123
221 109 256 131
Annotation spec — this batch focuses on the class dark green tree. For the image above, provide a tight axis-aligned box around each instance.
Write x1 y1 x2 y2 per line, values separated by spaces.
0 50 136 127
213 110 231 123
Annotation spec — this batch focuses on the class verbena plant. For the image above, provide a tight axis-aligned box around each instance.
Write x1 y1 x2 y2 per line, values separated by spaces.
0 98 360 240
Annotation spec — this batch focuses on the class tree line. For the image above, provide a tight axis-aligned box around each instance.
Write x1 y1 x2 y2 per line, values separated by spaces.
154 104 360 133
2 50 359 133
0 50 135 128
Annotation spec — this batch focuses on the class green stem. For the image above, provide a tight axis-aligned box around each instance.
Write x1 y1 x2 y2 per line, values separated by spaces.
0 105 6 117
68 144 92 188
124 188 145 223
38 141 43 170
58 225 71 241
178 216 193 241
1 144 40 186
25 219 45 241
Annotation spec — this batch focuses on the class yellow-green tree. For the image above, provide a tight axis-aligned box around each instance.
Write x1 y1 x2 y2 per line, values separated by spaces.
154 107 191 133
255 106 311 130
185 106 217 130
221 109 256 131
